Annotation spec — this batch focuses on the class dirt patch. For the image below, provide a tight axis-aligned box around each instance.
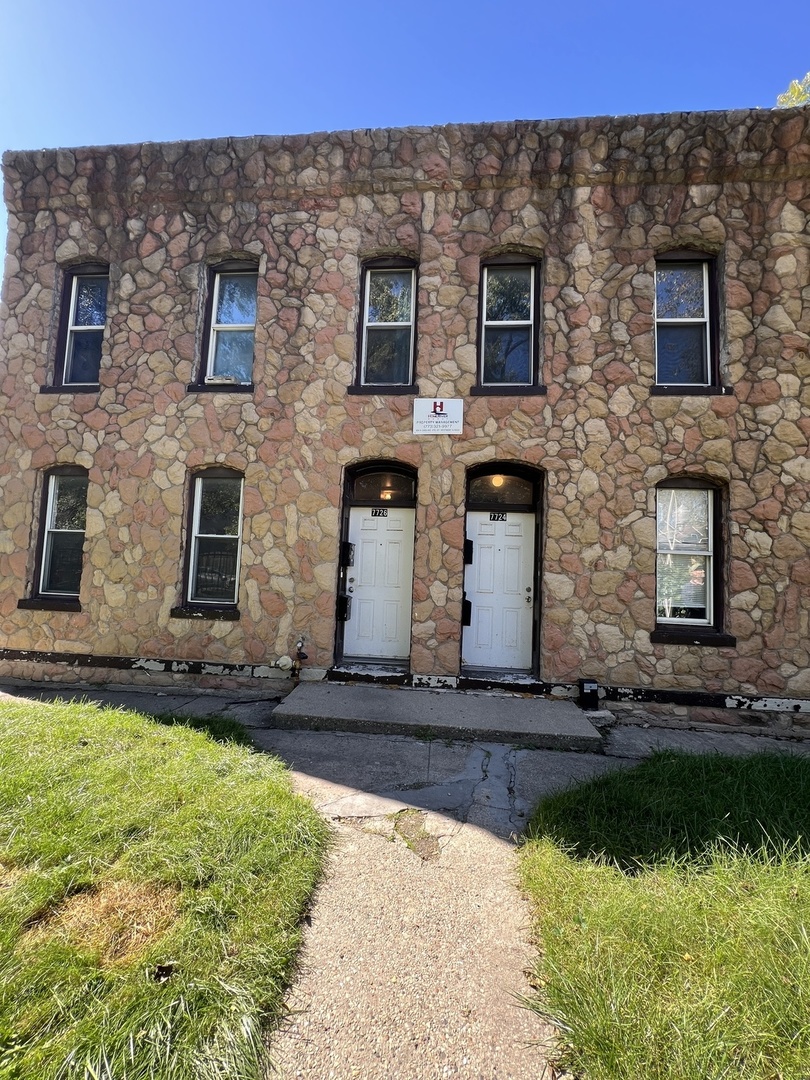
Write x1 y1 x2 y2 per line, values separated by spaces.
393 809 441 861
0 861 25 890
24 879 179 965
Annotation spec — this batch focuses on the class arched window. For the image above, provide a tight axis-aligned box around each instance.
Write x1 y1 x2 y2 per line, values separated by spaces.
354 258 417 390
176 468 244 613
476 253 542 391
54 263 109 387
198 260 259 387
25 466 89 605
651 477 735 646
654 251 721 390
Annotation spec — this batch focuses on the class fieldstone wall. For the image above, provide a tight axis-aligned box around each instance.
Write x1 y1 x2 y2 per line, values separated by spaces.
1 108 809 697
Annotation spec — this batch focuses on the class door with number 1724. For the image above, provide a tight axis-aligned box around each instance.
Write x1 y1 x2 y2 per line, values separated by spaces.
342 506 415 661
462 511 535 670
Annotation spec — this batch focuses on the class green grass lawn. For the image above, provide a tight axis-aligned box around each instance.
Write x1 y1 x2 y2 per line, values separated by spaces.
520 751 810 1080
0 696 329 1080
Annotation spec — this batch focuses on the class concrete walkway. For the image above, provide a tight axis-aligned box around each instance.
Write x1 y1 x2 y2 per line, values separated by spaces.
251 727 630 1079
273 681 602 751
3 678 809 1078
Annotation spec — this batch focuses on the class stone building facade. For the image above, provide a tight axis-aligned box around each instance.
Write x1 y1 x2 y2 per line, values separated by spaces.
1 108 809 726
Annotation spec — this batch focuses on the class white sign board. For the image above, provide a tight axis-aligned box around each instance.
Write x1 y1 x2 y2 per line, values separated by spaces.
413 398 464 435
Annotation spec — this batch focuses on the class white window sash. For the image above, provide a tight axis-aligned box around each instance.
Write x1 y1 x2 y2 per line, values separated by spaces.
64 274 106 384
206 272 257 383
656 487 714 625
40 476 85 596
654 262 710 385
360 268 415 384
188 477 244 604
481 265 535 386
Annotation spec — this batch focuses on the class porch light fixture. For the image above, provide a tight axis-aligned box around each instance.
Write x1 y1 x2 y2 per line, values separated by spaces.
491 475 505 488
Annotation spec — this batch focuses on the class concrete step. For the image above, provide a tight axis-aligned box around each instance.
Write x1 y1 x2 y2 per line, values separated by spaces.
271 682 603 752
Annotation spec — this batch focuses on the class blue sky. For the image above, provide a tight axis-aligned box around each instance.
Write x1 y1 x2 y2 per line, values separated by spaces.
2 0 807 157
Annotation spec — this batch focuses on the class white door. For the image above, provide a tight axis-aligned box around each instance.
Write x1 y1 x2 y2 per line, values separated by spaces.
462 511 535 670
343 506 415 660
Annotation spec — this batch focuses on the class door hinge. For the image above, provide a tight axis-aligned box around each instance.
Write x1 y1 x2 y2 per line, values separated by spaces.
463 538 473 565
340 541 355 567
336 594 352 622
461 597 471 626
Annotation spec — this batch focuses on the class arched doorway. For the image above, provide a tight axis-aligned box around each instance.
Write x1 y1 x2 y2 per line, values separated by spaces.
462 464 542 673
336 462 417 665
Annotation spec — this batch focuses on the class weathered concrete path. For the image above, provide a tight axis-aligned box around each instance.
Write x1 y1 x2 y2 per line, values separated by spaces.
253 729 632 1079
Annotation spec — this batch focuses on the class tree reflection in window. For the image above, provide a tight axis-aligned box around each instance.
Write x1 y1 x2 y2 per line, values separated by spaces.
656 486 712 623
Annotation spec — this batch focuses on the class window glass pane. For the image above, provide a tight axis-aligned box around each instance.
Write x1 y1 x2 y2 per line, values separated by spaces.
66 330 103 383
74 277 108 327
469 474 533 506
656 264 704 320
368 271 412 324
657 488 710 552
198 479 241 536
656 324 707 384
485 268 532 322
216 274 257 325
656 553 708 620
43 531 85 594
353 472 415 503
483 326 531 383
192 538 238 601
52 476 88 530
364 327 412 384
211 330 255 382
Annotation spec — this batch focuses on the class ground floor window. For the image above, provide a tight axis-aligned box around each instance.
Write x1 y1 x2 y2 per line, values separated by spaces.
656 482 714 625
39 469 88 597
188 471 244 604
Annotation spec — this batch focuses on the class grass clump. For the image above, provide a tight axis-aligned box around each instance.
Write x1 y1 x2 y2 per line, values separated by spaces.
0 696 328 1080
520 751 810 1080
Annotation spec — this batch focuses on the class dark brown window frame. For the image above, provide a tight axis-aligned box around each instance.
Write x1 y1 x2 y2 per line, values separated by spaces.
651 250 728 396
349 256 419 394
17 465 89 612
187 259 259 393
472 253 546 396
650 476 736 647
170 466 244 621
43 262 109 392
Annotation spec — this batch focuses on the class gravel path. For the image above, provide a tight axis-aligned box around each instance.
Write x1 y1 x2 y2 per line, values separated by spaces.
267 812 552 1079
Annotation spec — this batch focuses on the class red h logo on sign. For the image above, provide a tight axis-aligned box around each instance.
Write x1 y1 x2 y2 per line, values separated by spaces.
432 400 445 415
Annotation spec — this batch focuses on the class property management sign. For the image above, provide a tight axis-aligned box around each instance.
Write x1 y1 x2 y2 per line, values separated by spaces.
413 398 464 435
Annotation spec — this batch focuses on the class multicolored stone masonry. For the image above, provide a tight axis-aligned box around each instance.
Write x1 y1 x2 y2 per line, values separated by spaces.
0 108 808 715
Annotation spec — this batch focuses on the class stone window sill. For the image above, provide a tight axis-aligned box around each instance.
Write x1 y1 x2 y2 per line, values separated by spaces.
347 385 418 396
18 597 81 612
470 385 547 396
186 383 255 394
650 385 734 397
650 628 736 647
39 385 100 395
170 604 241 621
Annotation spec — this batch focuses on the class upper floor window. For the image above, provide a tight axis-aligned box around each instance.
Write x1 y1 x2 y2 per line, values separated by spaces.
39 468 88 597
56 266 108 387
203 265 258 385
654 258 716 387
359 262 416 387
479 262 538 387
187 470 244 605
